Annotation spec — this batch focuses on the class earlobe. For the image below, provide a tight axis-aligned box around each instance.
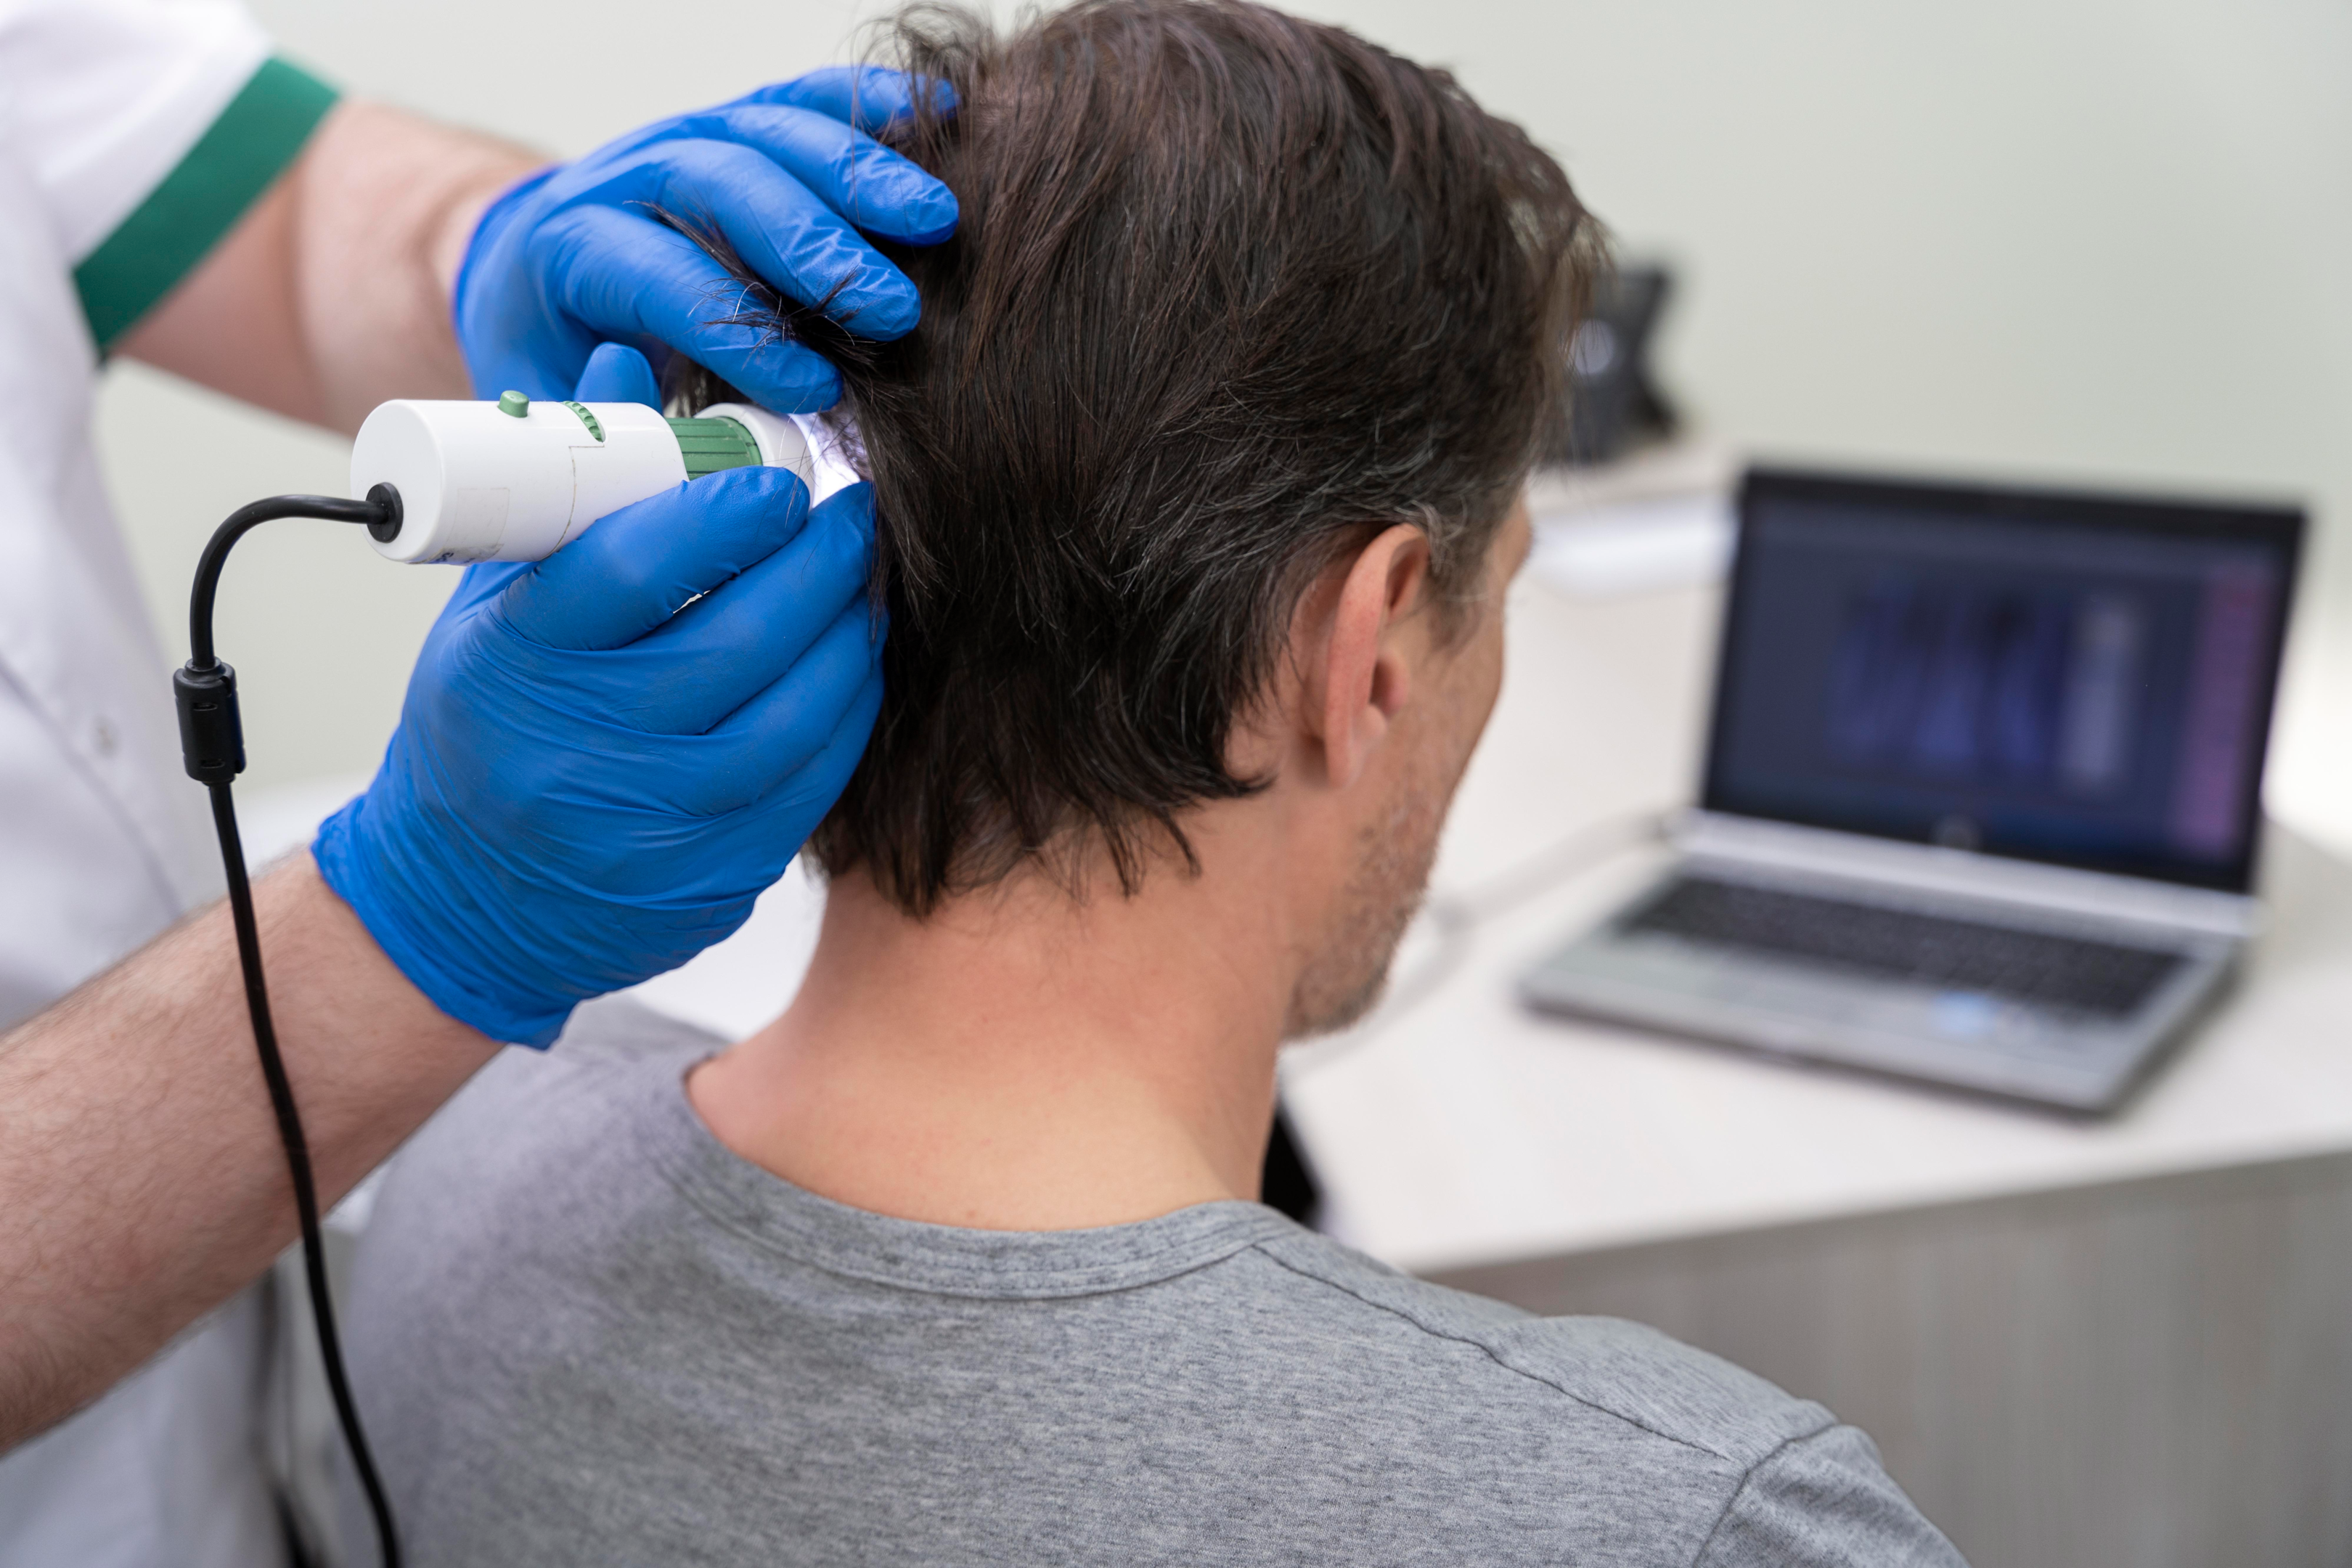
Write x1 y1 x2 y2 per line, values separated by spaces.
1311 524 1431 791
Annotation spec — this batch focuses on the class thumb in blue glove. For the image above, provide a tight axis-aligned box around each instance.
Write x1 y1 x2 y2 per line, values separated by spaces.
570 339 665 407
316 351 883 1045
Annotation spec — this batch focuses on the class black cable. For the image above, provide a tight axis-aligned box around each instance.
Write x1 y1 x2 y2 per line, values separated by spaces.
176 488 405 1568
187 493 396 670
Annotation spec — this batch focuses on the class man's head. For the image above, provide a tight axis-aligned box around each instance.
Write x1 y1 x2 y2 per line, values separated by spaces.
776 0 1594 1028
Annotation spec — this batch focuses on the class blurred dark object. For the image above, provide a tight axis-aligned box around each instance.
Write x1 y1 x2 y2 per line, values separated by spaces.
1551 264 1676 467
1260 1101 1322 1228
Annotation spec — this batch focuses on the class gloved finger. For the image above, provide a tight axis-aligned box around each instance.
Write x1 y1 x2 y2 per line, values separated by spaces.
538 205 845 410
438 560 535 624
567 135 928 334
615 657 881 903
494 465 812 652
589 482 877 734
759 653 883 826
674 611 884 816
571 342 662 406
647 104 957 247
740 65 959 131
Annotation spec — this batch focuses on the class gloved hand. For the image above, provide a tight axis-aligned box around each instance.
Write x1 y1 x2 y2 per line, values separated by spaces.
457 65 957 412
314 365 882 1045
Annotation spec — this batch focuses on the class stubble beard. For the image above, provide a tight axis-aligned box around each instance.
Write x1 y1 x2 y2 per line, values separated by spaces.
1283 765 1449 1040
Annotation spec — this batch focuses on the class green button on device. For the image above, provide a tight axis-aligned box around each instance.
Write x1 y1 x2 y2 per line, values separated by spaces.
497 390 531 418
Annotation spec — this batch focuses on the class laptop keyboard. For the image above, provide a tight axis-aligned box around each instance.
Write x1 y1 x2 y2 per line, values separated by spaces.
1620 877 2185 1019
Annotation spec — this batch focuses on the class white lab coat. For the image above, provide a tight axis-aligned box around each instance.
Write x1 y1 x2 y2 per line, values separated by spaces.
0 1 293 1562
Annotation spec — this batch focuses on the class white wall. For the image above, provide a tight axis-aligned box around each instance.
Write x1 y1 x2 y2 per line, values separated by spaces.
99 0 2352 844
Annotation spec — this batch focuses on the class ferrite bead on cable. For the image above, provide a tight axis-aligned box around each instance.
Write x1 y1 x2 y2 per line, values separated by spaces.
172 662 245 782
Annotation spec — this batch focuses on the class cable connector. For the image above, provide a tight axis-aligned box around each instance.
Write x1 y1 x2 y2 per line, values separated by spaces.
364 482 404 545
173 661 245 783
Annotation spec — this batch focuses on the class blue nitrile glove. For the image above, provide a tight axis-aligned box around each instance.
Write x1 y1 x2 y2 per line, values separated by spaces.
314 385 883 1045
457 65 957 412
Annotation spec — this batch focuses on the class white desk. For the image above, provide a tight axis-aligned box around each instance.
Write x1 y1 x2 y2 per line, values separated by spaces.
1280 558 2352 1568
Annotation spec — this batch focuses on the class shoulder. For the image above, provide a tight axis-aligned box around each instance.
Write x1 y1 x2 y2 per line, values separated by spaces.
460 993 724 1101
1234 1231 1964 1566
381 995 722 1204
1244 1230 1827 1464
553 992 729 1065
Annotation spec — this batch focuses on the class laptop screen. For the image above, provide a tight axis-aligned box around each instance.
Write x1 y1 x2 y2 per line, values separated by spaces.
1703 468 2304 892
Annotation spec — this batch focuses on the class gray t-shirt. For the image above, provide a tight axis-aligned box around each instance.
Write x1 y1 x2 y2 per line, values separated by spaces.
342 998 1963 1567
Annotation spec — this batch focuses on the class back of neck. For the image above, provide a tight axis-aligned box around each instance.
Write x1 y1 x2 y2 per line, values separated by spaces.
687 866 1290 1231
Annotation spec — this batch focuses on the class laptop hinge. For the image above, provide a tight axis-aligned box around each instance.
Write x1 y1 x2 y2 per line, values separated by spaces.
1675 811 2263 941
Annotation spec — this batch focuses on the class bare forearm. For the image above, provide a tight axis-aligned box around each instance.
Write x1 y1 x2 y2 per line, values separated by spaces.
121 100 543 430
294 102 543 427
0 854 494 1447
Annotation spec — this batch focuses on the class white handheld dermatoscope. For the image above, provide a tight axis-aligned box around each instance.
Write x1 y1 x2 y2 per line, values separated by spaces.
349 391 860 563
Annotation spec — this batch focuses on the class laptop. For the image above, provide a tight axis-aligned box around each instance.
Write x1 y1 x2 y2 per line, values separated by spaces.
1519 466 2306 1113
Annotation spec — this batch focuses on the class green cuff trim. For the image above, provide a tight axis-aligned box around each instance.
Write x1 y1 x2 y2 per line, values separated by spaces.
75 57 340 351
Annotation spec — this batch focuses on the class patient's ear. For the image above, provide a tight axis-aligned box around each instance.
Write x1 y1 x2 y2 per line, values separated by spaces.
1304 524 1432 790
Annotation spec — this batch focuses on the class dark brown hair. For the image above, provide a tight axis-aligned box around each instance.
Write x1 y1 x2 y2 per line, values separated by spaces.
755 1 1600 912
